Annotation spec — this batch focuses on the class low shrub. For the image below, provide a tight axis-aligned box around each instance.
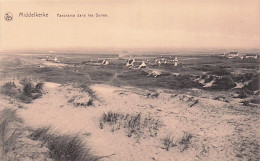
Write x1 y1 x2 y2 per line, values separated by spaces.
232 73 254 83
22 82 33 97
0 80 44 103
236 90 247 98
162 134 176 151
146 92 159 98
100 112 162 140
86 99 94 106
68 95 94 107
179 132 193 152
243 73 260 91
78 84 96 99
211 76 236 90
180 132 193 145
0 82 19 97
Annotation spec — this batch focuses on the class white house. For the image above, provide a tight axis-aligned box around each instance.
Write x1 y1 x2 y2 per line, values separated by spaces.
138 61 146 69
219 52 226 57
102 60 109 65
228 52 239 59
158 60 161 66
126 58 135 67
173 57 178 66
245 54 258 59
54 57 58 62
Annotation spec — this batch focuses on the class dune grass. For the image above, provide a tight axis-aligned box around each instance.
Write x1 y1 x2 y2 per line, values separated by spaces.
0 108 23 160
179 132 193 152
162 133 177 151
100 112 162 140
29 127 99 161
0 108 97 161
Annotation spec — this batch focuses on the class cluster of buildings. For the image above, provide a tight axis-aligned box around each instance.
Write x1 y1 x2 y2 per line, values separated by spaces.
154 57 178 66
125 57 179 69
89 59 110 65
40 56 60 62
219 52 258 60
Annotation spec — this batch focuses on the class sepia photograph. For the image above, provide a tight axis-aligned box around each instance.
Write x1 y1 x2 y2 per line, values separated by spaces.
0 0 259 160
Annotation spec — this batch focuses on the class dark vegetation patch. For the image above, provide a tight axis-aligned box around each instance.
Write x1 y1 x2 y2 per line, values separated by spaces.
0 108 98 161
191 64 231 72
0 108 50 161
68 96 94 107
235 90 248 98
29 127 98 161
0 57 23 68
210 76 237 90
208 68 231 76
117 70 203 90
162 134 177 151
179 132 193 152
204 75 214 83
0 108 23 160
18 67 88 85
232 73 254 83
1 54 259 93
78 84 96 99
161 132 193 152
99 112 162 141
249 97 260 104
0 80 44 103
243 73 260 91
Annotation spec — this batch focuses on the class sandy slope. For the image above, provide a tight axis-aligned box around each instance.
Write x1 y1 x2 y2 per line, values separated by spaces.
15 82 260 161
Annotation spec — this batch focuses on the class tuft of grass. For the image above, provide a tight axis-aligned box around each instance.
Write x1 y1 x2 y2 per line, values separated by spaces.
29 126 50 141
22 82 33 97
86 99 94 106
179 132 193 152
0 108 23 160
29 127 98 161
78 84 96 99
146 92 159 98
162 134 176 151
0 108 53 161
100 112 162 140
180 132 192 144
68 95 94 107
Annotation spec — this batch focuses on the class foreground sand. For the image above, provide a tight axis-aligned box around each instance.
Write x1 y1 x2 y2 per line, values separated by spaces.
1 82 256 161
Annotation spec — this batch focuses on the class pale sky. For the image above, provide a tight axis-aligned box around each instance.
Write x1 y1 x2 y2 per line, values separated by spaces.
0 0 259 52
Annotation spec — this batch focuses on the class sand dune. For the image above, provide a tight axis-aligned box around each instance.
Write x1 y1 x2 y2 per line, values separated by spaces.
12 82 259 161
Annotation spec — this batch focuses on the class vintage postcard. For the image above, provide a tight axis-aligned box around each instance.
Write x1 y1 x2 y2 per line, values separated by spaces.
0 0 259 161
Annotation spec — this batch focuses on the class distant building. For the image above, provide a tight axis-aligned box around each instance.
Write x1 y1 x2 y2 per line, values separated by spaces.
102 60 109 65
228 52 239 59
126 58 135 67
218 52 226 57
54 57 58 62
138 61 146 69
245 54 258 59
173 57 178 66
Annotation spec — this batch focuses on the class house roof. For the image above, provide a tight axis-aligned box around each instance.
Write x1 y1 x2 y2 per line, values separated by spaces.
229 52 239 54
246 54 258 56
